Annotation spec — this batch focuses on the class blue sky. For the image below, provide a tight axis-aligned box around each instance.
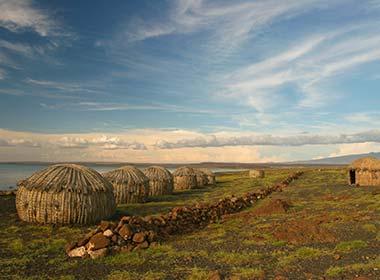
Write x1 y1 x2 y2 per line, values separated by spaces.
1 0 380 163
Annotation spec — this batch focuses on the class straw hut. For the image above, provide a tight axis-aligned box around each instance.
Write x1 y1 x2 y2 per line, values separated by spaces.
249 169 265 179
143 166 173 196
103 166 149 204
348 157 380 186
199 168 216 185
15 164 116 225
194 169 208 187
173 167 198 190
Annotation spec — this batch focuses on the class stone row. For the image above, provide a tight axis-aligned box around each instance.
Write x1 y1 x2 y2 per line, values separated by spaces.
66 171 304 259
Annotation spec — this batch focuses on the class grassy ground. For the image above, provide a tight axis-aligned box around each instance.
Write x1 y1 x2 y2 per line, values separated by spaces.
1 168 379 279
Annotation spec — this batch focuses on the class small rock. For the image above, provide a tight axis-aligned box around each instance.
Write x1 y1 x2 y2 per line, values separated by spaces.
68 246 87 258
87 232 110 251
111 234 118 243
103 229 114 238
132 232 146 243
118 224 134 240
88 248 108 259
134 241 149 250
146 230 157 243
334 254 341 260
120 244 135 252
99 220 112 231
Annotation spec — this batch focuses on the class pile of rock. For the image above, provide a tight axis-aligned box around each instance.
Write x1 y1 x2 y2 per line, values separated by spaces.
66 171 303 259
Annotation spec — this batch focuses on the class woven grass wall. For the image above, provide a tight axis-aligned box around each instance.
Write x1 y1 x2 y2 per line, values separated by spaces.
103 166 149 204
16 186 115 224
15 164 116 225
143 166 173 196
173 176 197 190
355 170 380 186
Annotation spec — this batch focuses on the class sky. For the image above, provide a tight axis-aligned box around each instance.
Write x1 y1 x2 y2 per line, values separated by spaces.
1 0 380 163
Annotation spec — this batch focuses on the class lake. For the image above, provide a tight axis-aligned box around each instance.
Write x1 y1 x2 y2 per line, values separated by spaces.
0 163 246 190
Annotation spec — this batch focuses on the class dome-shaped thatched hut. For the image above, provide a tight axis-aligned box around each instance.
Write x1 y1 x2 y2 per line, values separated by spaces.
143 166 173 196
348 157 380 186
194 169 208 187
16 164 116 225
199 168 216 185
249 169 265 179
173 167 197 190
103 166 149 204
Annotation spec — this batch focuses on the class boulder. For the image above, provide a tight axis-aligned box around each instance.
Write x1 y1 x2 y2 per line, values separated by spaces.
87 232 110 251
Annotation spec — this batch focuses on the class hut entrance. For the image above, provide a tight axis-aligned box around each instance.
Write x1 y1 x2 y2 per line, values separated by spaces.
349 170 356 185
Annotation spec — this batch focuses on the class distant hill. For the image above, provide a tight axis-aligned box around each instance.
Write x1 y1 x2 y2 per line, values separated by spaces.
294 152 380 165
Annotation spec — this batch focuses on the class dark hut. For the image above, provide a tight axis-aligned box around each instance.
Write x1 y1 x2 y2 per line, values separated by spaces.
199 168 216 185
249 169 265 179
348 157 380 186
173 167 197 190
143 166 173 196
103 166 149 204
16 164 116 225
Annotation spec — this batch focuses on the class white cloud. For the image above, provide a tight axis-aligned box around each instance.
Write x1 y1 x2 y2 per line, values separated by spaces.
25 78 100 94
219 24 380 111
0 137 40 147
0 39 45 56
125 0 335 49
0 0 59 36
329 142 380 158
56 136 147 150
154 130 380 149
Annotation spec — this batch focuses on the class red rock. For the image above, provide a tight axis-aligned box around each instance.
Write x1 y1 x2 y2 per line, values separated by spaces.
120 244 135 252
111 235 118 243
118 224 134 240
133 241 149 251
132 232 146 243
87 232 110 251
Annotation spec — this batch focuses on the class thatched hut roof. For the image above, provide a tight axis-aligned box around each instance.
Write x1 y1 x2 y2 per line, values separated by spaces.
143 166 173 181
143 166 173 196
349 157 380 171
17 164 113 194
103 166 149 204
16 164 116 224
173 166 196 176
199 168 215 176
103 166 148 185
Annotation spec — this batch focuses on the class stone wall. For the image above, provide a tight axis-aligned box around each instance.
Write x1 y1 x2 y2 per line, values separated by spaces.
66 171 304 259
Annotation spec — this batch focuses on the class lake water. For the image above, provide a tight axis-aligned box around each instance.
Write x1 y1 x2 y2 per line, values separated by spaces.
0 163 246 190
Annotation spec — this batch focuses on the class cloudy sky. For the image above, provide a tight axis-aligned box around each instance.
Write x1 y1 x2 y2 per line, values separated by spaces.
1 0 380 163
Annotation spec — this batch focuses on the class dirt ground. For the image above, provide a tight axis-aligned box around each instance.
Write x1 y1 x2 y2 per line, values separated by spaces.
0 168 379 279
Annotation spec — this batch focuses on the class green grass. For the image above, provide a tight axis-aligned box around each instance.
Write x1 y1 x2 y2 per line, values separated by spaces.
278 247 326 266
334 240 367 253
1 167 379 279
